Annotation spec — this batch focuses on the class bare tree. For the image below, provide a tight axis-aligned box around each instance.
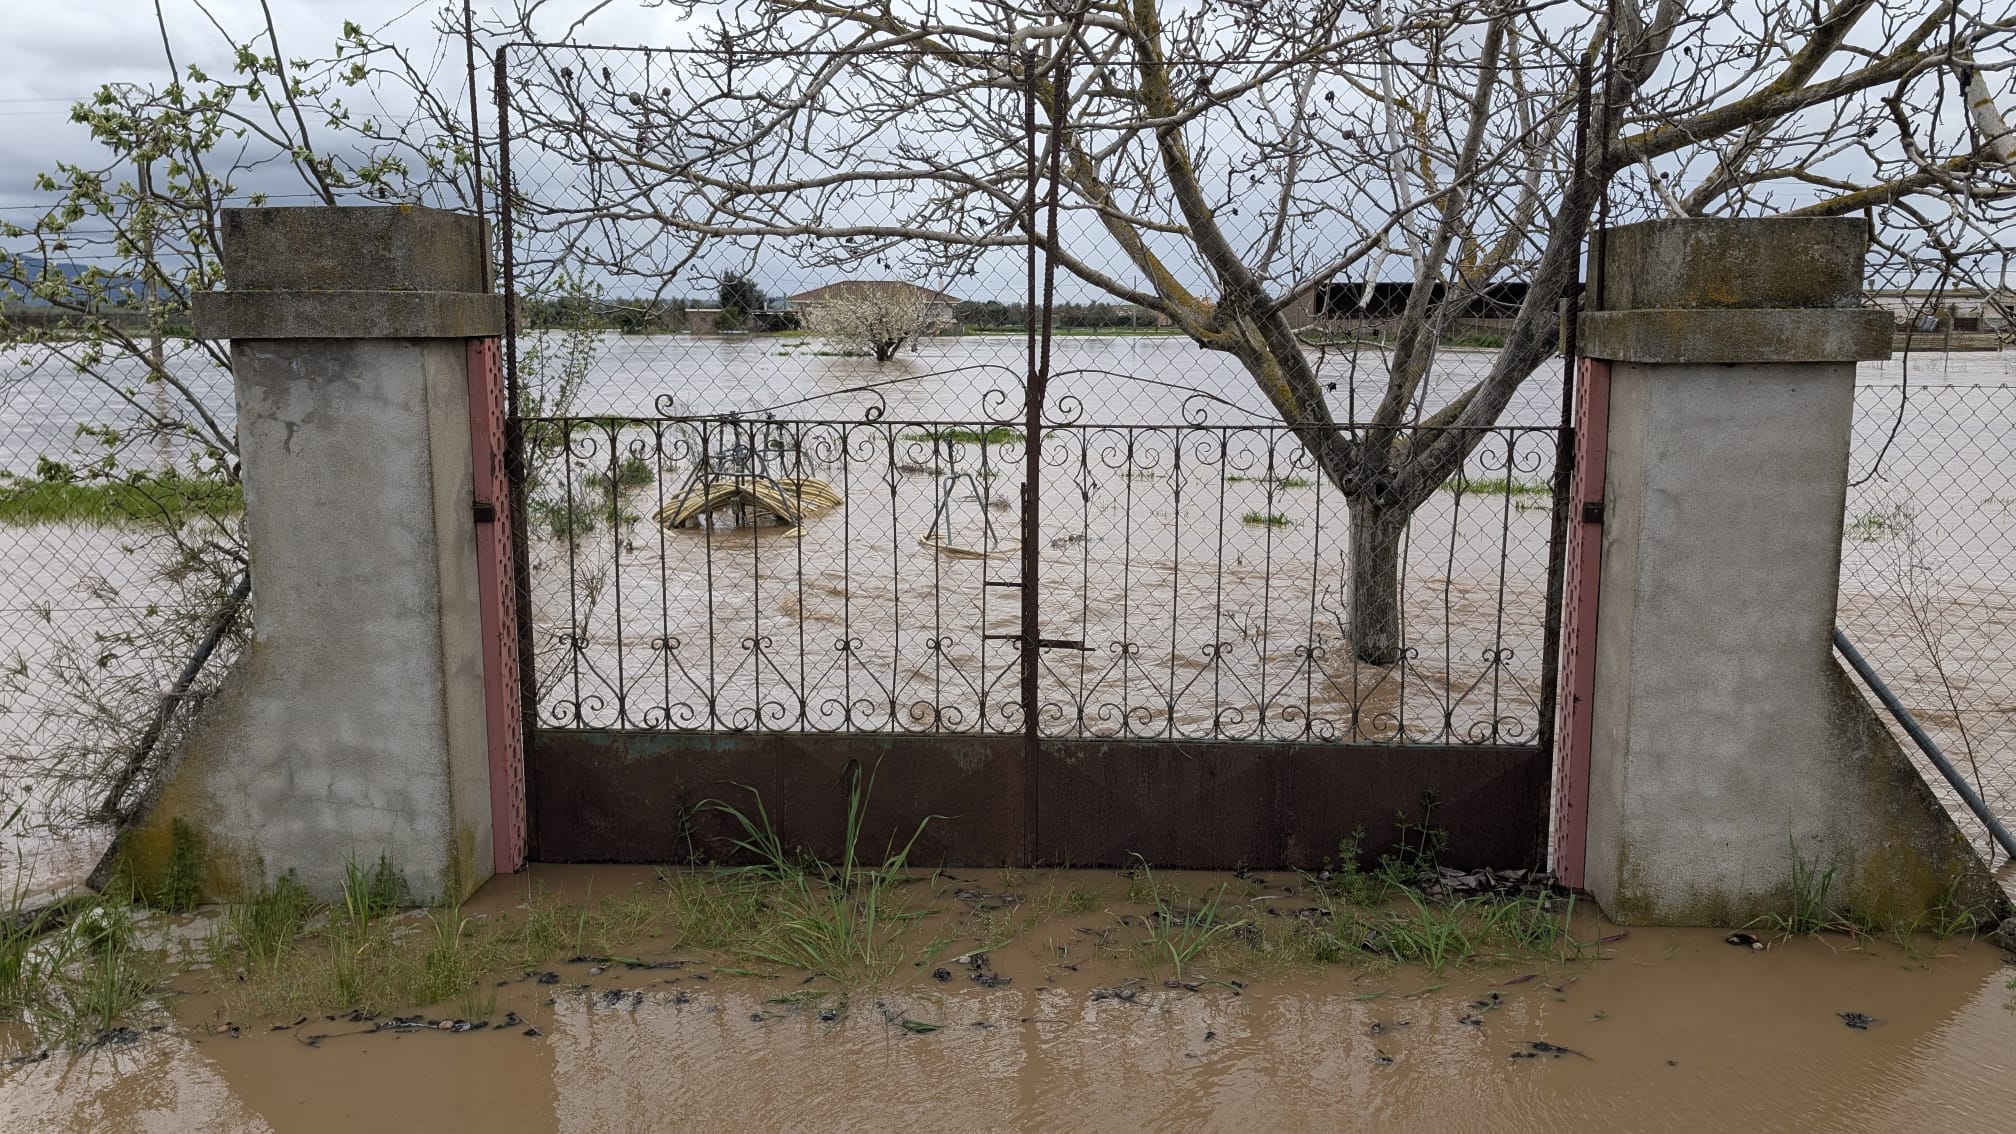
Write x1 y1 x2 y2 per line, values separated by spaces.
802 283 936 360
503 0 2016 664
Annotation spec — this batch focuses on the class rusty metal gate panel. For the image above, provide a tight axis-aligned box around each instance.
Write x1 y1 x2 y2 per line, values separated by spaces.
1549 359 1610 888
466 337 528 873
491 41 1569 871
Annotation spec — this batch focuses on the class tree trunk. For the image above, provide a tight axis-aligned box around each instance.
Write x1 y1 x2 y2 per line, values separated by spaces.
1347 496 1407 666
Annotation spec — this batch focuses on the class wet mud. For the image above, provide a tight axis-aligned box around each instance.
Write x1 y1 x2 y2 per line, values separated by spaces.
4 865 2015 1132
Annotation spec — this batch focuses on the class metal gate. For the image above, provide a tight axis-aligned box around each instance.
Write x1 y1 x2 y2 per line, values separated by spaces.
492 42 1567 869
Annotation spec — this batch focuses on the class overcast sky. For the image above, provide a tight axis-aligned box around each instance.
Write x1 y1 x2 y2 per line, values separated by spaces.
0 1 685 217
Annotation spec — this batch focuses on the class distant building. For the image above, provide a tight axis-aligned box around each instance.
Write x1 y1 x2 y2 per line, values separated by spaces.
785 281 964 332
1112 303 1173 327
1277 280 1530 333
684 306 724 335
1865 289 2014 333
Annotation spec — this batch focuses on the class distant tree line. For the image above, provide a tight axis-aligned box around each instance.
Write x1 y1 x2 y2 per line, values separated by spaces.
520 295 688 333
952 300 1164 330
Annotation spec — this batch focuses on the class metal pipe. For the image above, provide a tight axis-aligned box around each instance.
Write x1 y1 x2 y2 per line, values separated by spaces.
97 569 253 821
1833 627 2016 862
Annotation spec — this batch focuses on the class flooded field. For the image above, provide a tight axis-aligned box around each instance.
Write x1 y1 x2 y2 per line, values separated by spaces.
3 340 2014 897
2 865 2014 1132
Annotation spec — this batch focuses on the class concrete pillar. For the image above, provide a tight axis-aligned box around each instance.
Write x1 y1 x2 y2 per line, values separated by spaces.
1575 217 2000 926
128 206 504 902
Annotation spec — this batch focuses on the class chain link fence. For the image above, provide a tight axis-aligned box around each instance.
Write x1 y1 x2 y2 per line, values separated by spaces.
0 340 243 896
499 43 1577 748
1841 354 2016 866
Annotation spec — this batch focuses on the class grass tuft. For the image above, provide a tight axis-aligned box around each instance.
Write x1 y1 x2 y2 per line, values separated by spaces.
1439 474 1551 498
0 471 242 527
154 818 205 913
230 872 316 973
701 764 936 983
902 426 1024 447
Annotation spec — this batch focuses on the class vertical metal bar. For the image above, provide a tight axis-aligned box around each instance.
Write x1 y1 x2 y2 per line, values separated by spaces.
1018 47 1043 862
493 48 539 794
463 0 484 223
1537 56 1593 777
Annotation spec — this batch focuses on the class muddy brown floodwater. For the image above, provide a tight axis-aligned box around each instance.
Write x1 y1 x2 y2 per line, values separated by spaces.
4 865 2015 1132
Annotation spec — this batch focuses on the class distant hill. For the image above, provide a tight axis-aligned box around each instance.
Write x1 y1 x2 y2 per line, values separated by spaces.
1 255 144 308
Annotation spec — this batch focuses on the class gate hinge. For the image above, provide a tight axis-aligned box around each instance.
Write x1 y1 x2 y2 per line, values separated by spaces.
1580 500 1604 525
474 499 499 523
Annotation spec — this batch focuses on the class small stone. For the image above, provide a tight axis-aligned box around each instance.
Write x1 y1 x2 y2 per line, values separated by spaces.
523 1027 542 1037
932 968 952 982
588 966 606 977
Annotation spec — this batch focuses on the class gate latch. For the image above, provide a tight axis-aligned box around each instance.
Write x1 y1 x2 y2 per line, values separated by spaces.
1580 500 1604 524
473 499 499 523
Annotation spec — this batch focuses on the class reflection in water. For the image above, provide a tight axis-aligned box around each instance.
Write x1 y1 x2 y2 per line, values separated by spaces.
5 917 2013 1133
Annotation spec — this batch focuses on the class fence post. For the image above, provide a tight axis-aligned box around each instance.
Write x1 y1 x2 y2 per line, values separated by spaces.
126 206 505 903
1571 217 2002 926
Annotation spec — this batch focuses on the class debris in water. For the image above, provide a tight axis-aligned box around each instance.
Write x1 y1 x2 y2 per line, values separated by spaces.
1724 932 1764 949
1839 1012 1876 1030
502 1012 523 1028
535 971 561 984
1457 1015 1485 1027
971 973 1012 988
932 968 953 982
523 1027 542 1037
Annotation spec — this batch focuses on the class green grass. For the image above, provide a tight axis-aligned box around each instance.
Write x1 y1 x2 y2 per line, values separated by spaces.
903 426 1025 446
585 455 655 492
1439 475 1551 498
0 472 242 527
701 766 937 983
1750 839 1845 938
1846 503 1913 542
153 818 206 913
1227 474 1311 488
1129 857 1248 982
1241 511 1290 526
1 886 158 1047
229 872 316 974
